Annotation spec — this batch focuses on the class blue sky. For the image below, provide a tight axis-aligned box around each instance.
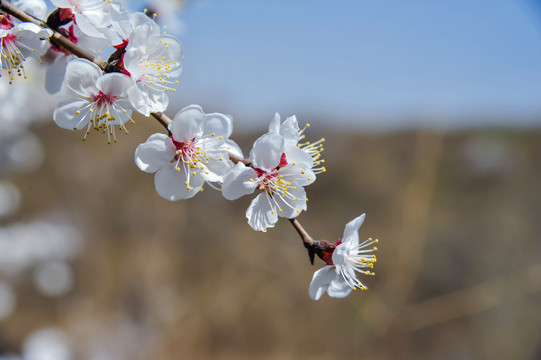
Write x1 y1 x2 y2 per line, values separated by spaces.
151 0 541 130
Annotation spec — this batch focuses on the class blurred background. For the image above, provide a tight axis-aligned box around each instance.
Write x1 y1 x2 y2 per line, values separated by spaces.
1 0 541 359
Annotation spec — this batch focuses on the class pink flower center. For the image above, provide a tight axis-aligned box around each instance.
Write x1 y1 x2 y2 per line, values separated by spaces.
171 137 196 161
93 91 116 107
253 153 290 193
254 153 288 178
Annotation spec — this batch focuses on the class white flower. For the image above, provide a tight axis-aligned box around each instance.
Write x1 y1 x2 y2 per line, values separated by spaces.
50 0 112 39
308 214 378 301
134 105 237 200
222 132 316 232
124 22 183 116
0 17 51 83
52 58 135 143
269 113 326 174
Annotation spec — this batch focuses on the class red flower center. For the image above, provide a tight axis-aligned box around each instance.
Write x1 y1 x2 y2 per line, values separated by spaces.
93 91 116 107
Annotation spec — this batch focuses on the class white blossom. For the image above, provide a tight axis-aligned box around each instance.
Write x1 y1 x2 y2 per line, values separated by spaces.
222 132 316 232
309 214 378 300
124 22 183 115
52 58 135 143
134 105 237 200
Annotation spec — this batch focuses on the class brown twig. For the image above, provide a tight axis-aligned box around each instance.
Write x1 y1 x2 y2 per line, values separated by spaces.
1 1 333 265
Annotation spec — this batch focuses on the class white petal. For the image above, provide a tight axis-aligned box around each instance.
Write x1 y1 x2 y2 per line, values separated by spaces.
96 73 135 97
127 84 168 116
222 139 244 159
279 163 316 187
268 112 280 133
327 275 354 299
154 165 204 201
201 113 232 140
308 266 336 301
123 48 143 80
246 193 278 232
127 22 156 49
74 13 106 38
284 144 314 167
274 186 307 219
221 163 257 200
170 105 205 143
342 214 365 247
64 59 101 97
45 55 71 94
201 149 234 182
134 133 175 173
53 98 90 130
280 115 301 143
250 133 284 171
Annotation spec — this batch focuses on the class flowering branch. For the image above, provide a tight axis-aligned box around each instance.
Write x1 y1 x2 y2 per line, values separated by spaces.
1 2 333 265
149 111 329 263
0 0 378 300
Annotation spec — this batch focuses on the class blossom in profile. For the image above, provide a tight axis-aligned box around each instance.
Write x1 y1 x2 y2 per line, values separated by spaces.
52 58 135 143
134 105 237 200
0 16 51 83
222 132 316 232
309 214 378 300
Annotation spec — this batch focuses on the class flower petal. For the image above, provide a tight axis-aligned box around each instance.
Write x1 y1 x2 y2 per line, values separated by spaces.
64 59 101 97
250 132 284 171
221 163 257 200
45 55 71 94
280 115 301 143
201 113 231 140
342 214 365 247
74 13 106 39
53 98 90 130
96 72 135 97
246 193 279 232
327 275 354 299
279 162 316 187
223 139 244 158
134 133 175 173
199 113 229 148
284 144 314 167
201 149 233 183
154 165 204 201
274 186 307 219
170 105 204 143
268 112 280 133
308 266 336 301
127 84 168 116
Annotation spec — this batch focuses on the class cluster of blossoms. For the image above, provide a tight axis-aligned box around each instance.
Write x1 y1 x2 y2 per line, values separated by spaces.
0 0 380 300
